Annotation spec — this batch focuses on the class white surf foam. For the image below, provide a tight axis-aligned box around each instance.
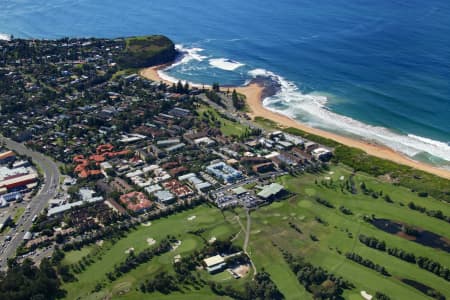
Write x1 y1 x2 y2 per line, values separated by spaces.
157 69 205 88
169 44 207 69
157 44 208 87
248 68 450 163
0 33 11 41
209 58 245 71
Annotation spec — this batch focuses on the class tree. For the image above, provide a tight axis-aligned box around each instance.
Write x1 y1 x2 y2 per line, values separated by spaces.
231 89 245 110
212 82 220 92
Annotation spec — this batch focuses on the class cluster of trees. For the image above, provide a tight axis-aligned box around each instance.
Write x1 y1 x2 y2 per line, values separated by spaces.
282 250 353 299
0 258 65 300
62 220 135 252
315 197 334 208
383 194 394 203
358 235 415 263
139 238 246 297
205 89 225 108
232 89 245 110
339 206 353 215
339 176 357 194
345 252 390 276
408 202 450 223
209 270 284 300
68 251 98 275
140 271 180 294
288 221 302 234
417 257 450 281
401 225 420 237
358 235 449 281
387 247 416 263
360 182 383 199
106 238 172 281
212 82 220 92
358 234 386 251
170 80 190 94
374 292 391 300
315 216 328 225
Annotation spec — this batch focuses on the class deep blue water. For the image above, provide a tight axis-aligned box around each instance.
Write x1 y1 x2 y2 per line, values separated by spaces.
1 0 449 165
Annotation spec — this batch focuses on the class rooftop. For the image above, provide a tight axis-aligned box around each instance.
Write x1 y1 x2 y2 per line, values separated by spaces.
203 255 225 267
257 183 285 199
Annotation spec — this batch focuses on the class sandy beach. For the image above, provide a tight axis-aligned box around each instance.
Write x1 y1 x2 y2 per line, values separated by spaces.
140 65 450 180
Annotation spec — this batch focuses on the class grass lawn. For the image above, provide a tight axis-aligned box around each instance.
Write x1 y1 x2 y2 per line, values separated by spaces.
197 106 248 137
62 204 241 299
13 207 25 223
258 164 450 299
62 165 450 299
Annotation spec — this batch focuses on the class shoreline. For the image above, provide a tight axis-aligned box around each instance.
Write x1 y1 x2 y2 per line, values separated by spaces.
140 65 450 180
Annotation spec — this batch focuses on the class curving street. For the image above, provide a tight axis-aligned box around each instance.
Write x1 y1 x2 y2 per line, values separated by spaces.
0 136 61 269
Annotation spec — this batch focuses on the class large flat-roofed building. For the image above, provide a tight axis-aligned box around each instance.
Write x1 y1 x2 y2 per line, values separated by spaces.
0 151 15 164
203 255 227 274
0 191 22 202
0 173 38 191
154 190 176 205
311 147 333 162
47 189 104 217
206 162 242 184
257 183 285 200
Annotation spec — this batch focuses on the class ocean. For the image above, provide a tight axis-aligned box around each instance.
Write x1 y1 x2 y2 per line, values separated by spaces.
1 0 449 167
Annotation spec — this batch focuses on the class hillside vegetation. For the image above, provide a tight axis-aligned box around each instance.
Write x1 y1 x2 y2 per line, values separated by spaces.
117 35 177 69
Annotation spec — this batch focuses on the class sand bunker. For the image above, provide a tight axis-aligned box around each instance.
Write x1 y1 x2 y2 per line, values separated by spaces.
171 240 182 251
147 238 156 246
361 291 373 300
187 215 196 221
125 247 134 254
142 221 152 227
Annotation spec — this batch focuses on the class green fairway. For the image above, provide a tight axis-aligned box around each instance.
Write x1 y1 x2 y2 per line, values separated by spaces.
62 204 241 299
247 164 450 299
62 165 450 299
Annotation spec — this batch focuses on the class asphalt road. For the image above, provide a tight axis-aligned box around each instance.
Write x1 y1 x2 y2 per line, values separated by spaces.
0 136 61 269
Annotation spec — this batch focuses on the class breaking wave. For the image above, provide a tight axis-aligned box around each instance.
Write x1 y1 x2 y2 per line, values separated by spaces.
248 68 450 164
157 45 208 87
209 58 245 71
170 44 207 68
0 33 11 41
151 43 450 166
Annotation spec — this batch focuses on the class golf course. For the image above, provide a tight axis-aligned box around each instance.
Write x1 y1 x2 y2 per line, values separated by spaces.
61 164 450 300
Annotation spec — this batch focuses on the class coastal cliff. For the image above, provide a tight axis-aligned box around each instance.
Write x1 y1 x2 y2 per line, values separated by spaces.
117 35 177 68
